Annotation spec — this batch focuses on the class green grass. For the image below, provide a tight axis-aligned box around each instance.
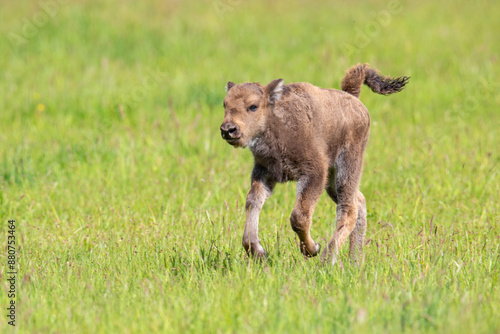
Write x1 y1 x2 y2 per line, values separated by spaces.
1 0 499 332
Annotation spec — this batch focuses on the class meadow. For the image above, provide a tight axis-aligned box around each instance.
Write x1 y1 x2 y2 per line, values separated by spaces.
0 0 499 332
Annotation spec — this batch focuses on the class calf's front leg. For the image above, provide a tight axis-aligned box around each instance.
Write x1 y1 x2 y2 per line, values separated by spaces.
290 174 326 257
242 167 274 258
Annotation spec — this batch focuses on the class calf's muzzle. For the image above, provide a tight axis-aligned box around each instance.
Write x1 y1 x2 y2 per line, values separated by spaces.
220 122 240 140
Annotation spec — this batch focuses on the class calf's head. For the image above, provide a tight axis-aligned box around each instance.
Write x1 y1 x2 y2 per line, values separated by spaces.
220 79 284 148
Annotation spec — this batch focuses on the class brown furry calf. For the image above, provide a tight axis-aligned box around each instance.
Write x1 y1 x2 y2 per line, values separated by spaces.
220 64 408 265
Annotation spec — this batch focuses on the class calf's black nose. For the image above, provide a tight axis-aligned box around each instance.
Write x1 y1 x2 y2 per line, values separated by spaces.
220 123 238 139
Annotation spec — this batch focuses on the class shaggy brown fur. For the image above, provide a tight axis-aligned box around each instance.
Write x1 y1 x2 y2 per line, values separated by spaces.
220 64 409 265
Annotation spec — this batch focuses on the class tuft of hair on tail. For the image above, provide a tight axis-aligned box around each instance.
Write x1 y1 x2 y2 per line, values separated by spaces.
341 63 409 98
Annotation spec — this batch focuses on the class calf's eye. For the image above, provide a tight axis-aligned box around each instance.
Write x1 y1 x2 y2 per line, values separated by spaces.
248 105 258 112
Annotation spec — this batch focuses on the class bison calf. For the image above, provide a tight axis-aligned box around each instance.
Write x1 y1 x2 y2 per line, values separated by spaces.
220 64 409 265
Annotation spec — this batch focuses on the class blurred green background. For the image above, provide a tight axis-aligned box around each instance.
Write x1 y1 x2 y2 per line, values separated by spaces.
0 0 499 333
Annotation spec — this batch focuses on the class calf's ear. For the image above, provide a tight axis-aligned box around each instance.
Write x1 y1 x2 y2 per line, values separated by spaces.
225 81 236 92
266 79 284 104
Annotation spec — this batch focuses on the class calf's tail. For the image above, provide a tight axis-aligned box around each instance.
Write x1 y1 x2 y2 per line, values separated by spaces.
341 64 409 98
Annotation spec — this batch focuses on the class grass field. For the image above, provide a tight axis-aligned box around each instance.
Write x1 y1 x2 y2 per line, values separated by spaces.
1 0 499 332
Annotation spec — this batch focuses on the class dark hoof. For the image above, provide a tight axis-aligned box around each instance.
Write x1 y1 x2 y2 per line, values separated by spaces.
244 243 266 260
301 242 321 257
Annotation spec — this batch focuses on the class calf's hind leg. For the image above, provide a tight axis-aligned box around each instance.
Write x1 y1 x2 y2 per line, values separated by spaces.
321 151 364 265
349 191 367 263
326 179 367 264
